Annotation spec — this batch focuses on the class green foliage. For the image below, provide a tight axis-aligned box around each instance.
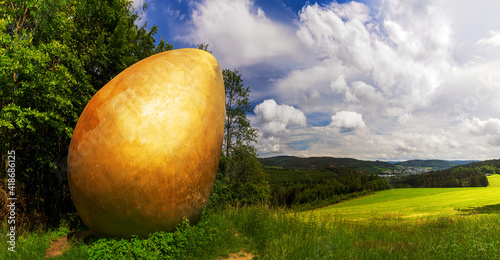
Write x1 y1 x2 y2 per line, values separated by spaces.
0 0 171 230
266 167 390 209
458 159 500 169
228 145 270 203
209 69 269 207
392 167 489 188
87 212 244 260
259 156 395 174
210 146 270 207
197 43 212 54
0 223 71 259
222 69 257 158
217 204 500 259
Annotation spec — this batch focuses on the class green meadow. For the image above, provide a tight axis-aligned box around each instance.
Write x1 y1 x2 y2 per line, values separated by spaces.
3 176 499 259
313 174 500 221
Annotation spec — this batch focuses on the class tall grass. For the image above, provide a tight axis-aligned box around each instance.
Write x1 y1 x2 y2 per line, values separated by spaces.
3 175 500 259
1 204 499 259
224 204 499 259
0 223 75 259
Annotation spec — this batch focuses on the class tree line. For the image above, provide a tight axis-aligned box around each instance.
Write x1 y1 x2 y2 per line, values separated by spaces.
266 167 390 209
391 167 489 188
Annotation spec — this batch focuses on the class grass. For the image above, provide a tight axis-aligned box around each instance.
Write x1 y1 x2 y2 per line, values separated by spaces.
313 174 500 221
2 175 500 259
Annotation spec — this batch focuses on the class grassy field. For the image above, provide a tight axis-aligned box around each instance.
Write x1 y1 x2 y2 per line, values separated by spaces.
313 174 500 222
2 176 499 259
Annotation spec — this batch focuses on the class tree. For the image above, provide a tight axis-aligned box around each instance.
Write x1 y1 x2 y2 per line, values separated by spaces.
197 43 212 54
222 69 257 158
229 145 270 203
207 69 269 206
0 0 170 229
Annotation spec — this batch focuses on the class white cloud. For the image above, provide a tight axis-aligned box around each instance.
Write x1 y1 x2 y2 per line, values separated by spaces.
254 99 306 138
477 31 500 49
461 117 500 136
292 1 453 114
329 111 366 132
184 0 301 68
259 0 500 160
459 117 500 146
176 0 500 160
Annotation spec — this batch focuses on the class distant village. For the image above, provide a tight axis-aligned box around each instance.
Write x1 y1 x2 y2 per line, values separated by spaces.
380 166 431 177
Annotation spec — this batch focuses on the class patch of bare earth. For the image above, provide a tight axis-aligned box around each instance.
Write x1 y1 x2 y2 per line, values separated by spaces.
45 230 95 258
45 236 70 258
220 250 255 260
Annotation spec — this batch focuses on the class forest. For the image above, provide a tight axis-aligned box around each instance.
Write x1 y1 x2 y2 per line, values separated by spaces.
259 156 395 174
394 159 459 171
265 167 390 209
392 167 489 188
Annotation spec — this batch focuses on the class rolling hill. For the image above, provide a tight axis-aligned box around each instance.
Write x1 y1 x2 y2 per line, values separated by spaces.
258 156 394 174
394 159 457 170
456 159 500 169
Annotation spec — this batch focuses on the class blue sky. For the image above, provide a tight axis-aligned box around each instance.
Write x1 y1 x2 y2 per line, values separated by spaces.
132 0 500 161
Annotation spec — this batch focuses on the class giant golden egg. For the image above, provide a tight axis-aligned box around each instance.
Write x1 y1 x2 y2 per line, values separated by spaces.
67 49 225 238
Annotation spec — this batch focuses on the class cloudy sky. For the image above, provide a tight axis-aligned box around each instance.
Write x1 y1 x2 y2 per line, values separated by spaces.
132 0 500 161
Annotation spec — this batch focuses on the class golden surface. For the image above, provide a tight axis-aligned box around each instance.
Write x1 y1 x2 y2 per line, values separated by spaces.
67 49 225 238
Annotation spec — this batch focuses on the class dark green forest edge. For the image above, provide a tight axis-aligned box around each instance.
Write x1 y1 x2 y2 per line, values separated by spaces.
259 157 491 210
0 1 498 259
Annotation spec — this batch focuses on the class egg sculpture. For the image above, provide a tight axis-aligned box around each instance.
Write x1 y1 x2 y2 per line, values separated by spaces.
67 48 225 238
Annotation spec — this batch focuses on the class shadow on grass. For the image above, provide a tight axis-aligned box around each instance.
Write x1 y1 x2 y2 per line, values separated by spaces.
458 204 500 215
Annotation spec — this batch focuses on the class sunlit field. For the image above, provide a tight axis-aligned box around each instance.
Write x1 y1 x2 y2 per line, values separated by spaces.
3 176 499 259
312 175 500 222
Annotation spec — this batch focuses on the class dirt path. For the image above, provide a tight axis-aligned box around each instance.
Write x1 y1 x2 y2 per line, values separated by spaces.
220 250 255 260
45 236 70 258
45 230 95 258
46 231 255 259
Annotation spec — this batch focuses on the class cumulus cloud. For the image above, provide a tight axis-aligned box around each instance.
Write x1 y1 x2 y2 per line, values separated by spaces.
329 111 366 133
261 0 483 159
292 1 453 113
184 0 301 68
254 99 306 138
178 0 500 160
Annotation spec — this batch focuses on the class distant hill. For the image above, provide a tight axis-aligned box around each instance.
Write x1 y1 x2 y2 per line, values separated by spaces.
394 160 458 171
449 160 482 166
258 156 394 174
456 159 500 168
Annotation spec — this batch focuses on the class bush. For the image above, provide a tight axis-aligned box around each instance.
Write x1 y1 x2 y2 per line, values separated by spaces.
87 211 243 259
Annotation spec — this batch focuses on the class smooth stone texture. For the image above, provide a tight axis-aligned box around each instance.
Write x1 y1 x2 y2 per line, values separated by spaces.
67 49 225 238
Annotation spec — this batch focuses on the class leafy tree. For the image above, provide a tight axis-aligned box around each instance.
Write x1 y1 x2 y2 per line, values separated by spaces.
228 145 270 203
222 69 257 158
0 0 170 229
207 69 268 206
